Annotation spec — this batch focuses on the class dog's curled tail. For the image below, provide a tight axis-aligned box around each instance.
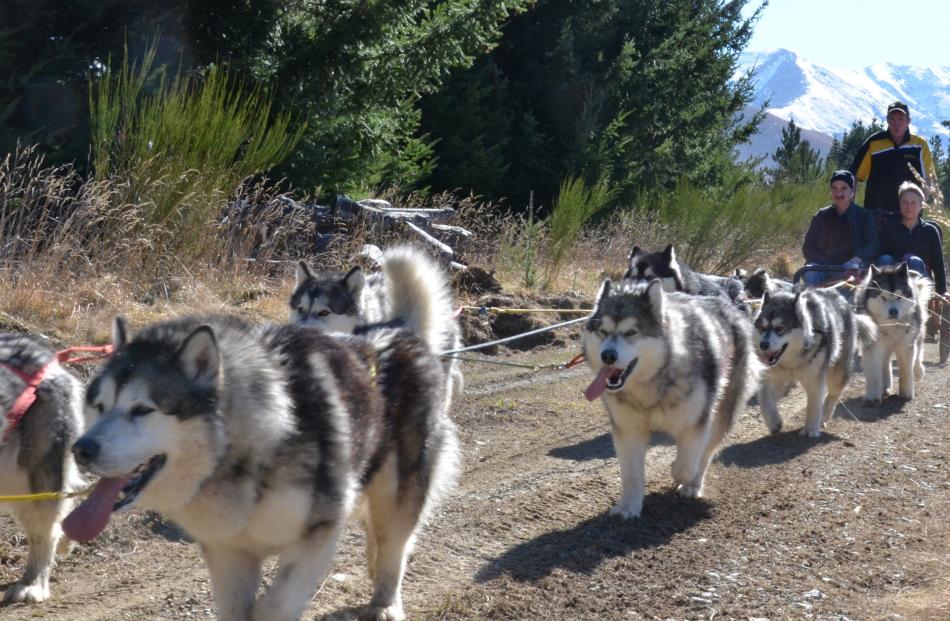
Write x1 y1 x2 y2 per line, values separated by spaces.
381 246 456 352
854 313 878 345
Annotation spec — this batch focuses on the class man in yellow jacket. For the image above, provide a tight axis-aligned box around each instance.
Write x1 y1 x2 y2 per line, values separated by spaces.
850 101 936 216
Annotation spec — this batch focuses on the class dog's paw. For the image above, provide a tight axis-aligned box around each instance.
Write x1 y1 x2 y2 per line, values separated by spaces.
361 605 406 621
609 503 642 520
56 536 77 556
3 581 50 604
765 421 782 434
799 427 822 438
676 483 703 498
862 397 882 407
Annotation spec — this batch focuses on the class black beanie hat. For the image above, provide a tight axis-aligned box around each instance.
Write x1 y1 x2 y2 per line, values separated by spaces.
830 170 855 190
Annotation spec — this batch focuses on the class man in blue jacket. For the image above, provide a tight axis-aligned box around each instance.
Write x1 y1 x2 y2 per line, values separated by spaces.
801 170 879 287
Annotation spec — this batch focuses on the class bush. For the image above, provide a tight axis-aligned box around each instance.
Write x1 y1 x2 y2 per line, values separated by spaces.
89 44 303 258
623 178 827 274
547 176 616 281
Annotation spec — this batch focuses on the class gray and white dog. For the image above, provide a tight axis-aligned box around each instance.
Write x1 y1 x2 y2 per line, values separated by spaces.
855 263 933 403
583 279 761 518
0 334 85 604
626 245 749 313
754 288 876 437
734 267 796 299
64 312 459 621
292 245 464 406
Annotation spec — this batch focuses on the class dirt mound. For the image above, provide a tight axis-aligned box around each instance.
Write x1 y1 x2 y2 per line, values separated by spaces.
458 291 592 354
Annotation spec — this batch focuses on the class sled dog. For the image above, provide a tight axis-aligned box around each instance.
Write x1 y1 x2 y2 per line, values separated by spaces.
291 245 464 405
754 288 876 437
0 334 85 604
582 278 761 518
735 267 795 299
626 245 749 312
855 263 933 403
65 313 458 621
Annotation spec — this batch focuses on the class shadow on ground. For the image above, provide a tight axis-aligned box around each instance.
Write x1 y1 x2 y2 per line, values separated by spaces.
719 428 839 468
475 490 711 583
839 395 908 423
548 432 673 462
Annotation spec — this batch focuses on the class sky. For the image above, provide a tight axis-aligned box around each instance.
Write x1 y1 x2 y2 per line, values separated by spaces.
742 0 950 70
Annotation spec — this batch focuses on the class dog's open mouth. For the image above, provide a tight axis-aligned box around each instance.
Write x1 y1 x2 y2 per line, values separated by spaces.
114 454 166 511
760 343 788 367
584 359 638 401
62 454 166 542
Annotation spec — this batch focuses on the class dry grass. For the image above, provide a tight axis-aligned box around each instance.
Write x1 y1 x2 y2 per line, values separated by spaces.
0 148 812 345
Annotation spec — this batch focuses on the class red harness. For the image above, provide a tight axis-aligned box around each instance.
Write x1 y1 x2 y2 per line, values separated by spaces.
1 345 113 442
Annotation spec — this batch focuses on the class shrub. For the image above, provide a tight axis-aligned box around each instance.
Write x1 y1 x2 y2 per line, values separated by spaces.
89 44 303 258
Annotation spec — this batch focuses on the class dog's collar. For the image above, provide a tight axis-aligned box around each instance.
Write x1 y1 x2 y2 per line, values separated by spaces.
1 345 113 442
1 359 54 442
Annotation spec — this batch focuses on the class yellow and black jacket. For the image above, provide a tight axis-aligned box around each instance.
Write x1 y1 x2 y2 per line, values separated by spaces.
850 129 935 213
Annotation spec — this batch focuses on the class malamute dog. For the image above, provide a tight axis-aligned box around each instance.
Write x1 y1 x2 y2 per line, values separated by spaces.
754 289 876 437
0 334 85 604
626 245 749 312
64 313 459 621
855 263 933 403
734 267 795 299
290 259 386 333
292 245 464 405
582 279 761 518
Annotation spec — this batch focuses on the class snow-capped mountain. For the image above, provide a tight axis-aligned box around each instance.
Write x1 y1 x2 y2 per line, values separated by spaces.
738 48 950 139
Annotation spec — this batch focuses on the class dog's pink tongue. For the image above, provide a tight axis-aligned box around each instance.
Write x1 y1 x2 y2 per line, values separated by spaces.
62 476 129 542
585 366 612 401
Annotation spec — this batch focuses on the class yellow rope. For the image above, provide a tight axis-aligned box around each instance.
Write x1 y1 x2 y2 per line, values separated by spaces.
0 487 91 503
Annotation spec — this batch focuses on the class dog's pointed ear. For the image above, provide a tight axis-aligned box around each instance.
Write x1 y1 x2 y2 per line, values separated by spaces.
896 261 909 277
343 266 365 296
663 244 675 262
793 291 808 319
295 261 315 288
594 278 612 307
734 268 747 279
647 278 664 314
753 267 767 276
762 291 770 306
793 292 814 337
178 326 220 385
628 245 641 261
112 316 129 348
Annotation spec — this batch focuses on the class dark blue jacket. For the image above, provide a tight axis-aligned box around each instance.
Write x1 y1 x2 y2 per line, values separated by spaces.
802 202 879 264
880 217 947 294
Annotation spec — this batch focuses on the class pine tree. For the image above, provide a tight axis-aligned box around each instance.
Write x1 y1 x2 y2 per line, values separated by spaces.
772 119 823 184
0 1 533 192
828 118 885 170
420 0 764 207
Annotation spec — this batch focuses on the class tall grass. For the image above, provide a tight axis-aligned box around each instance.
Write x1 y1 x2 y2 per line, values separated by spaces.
623 179 827 274
546 176 617 282
89 44 304 257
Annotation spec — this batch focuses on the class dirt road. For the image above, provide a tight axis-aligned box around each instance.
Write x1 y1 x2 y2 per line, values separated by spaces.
2 342 948 620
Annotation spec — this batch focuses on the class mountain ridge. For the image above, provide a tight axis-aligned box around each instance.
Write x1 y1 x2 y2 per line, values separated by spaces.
738 48 950 139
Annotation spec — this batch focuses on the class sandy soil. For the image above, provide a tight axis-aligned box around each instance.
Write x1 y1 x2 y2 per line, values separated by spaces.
2 336 948 620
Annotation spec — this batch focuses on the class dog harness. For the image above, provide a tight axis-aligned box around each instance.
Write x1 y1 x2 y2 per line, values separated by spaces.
1 345 113 442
